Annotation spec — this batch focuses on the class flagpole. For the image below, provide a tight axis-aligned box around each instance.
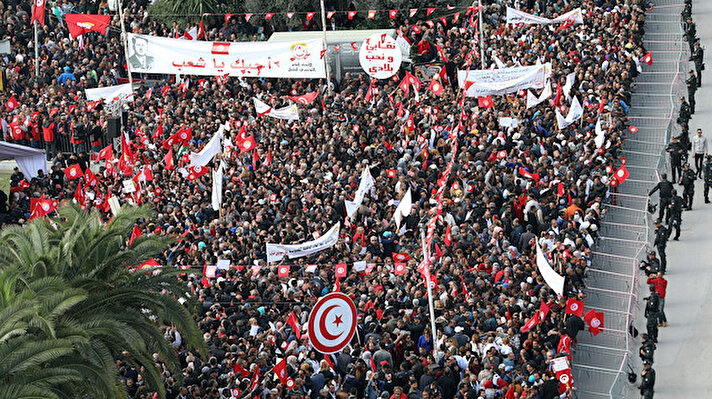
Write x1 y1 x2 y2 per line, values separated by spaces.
478 0 485 68
34 20 39 78
420 230 438 350
319 0 332 95
118 0 133 88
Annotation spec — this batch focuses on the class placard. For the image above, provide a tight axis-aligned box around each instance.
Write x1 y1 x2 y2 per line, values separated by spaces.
359 33 402 79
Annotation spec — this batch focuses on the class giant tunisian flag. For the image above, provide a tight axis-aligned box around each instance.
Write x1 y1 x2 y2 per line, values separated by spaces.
65 14 111 38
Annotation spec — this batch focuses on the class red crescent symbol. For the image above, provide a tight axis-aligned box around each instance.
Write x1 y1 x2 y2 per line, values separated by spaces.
319 305 343 340
307 292 357 354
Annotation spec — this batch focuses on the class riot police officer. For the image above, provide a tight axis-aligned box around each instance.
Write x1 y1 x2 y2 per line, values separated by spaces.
640 362 656 399
639 333 656 364
648 173 674 223
687 70 697 113
678 97 691 131
653 221 669 274
680 163 696 210
645 285 660 343
640 251 662 277
690 42 704 87
705 155 712 203
666 137 686 183
684 17 697 50
668 189 684 240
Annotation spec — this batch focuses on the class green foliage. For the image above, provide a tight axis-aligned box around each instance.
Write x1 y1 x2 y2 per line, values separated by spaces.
0 203 206 399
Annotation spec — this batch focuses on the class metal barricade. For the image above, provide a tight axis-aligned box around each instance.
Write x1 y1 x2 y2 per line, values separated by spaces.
573 4 686 397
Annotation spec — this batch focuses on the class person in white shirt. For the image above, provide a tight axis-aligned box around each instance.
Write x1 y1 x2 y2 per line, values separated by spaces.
691 128 708 177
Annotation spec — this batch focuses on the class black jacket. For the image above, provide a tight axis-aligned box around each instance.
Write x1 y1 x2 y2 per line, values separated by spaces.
649 180 674 198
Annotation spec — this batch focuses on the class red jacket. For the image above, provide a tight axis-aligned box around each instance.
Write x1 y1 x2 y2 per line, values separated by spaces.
647 277 667 299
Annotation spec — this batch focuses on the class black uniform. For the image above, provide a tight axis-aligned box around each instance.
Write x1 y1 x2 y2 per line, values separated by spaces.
678 100 691 130
645 290 660 342
669 194 683 240
639 337 656 364
690 44 704 87
666 140 686 182
705 158 712 203
687 73 697 113
649 179 674 222
641 255 661 277
653 225 670 274
640 366 656 399
681 167 696 209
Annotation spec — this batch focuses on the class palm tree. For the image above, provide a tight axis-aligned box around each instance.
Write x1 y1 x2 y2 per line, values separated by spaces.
0 203 207 398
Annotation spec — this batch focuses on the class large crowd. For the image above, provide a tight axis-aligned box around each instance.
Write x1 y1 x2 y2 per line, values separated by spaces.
0 0 651 398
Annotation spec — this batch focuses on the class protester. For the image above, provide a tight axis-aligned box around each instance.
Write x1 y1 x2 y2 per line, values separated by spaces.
0 0 650 398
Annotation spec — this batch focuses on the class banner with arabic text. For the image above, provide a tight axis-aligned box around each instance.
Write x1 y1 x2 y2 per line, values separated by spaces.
506 7 584 25
126 34 326 79
266 223 341 263
457 63 551 97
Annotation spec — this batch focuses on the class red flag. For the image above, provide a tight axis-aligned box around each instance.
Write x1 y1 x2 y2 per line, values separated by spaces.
234 364 250 378
64 164 84 180
427 7 436 15
74 181 85 206
129 225 142 245
434 243 443 259
210 42 230 55
392 252 411 262
370 355 377 372
237 134 257 154
629 125 638 134
187 165 209 181
5 95 19 111
584 309 605 336
557 182 564 197
613 165 630 184
335 263 347 278
444 224 452 246
410 9 418 17
368 10 376 19
429 78 444 96
164 147 175 170
65 14 111 38
478 96 493 108
347 11 357 20
97 144 113 161
389 9 398 18
518 168 540 182
398 76 410 94
286 311 301 338
521 311 540 333
31 0 46 25
394 262 406 275
138 258 159 269
565 298 585 317
439 16 448 26
387 169 396 178
288 92 318 105
553 84 563 106
539 301 551 321
557 334 572 357
405 72 422 91
305 12 316 21
30 195 56 220
278 264 289 278
642 52 653 66
249 366 260 390
333 277 341 292
265 13 275 20
263 148 272 167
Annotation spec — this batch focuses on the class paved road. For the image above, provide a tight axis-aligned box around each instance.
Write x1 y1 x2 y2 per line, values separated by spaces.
645 1 712 397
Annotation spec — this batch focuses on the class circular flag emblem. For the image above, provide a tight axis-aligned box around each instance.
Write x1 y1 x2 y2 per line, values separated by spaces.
591 318 601 328
7 102 14 109
70 169 77 177
180 132 187 140
307 292 357 354
243 141 252 150
193 166 203 173
286 378 295 389
570 303 579 311
559 373 569 384
395 263 405 273
41 203 50 211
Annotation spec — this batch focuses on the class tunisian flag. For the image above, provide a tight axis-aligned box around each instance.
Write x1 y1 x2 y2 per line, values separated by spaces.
287 92 318 105
31 0 46 25
65 14 111 38
286 311 301 339
565 298 585 317
584 309 605 336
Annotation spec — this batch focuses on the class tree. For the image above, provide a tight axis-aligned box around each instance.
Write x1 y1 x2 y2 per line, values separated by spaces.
0 203 207 398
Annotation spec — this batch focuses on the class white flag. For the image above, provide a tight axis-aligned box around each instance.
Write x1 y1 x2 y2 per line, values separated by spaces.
556 97 583 130
526 83 552 109
253 97 299 121
536 243 565 296
190 125 224 167
562 72 576 99
594 119 605 148
394 188 413 229
345 167 375 218
211 162 224 211
493 54 507 69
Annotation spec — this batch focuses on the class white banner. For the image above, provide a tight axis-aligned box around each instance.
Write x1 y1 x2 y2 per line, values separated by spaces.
457 63 551 97
85 83 134 104
506 7 584 25
253 97 300 121
345 167 375 218
212 163 223 211
536 243 565 296
394 187 412 229
126 33 326 79
266 223 341 263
